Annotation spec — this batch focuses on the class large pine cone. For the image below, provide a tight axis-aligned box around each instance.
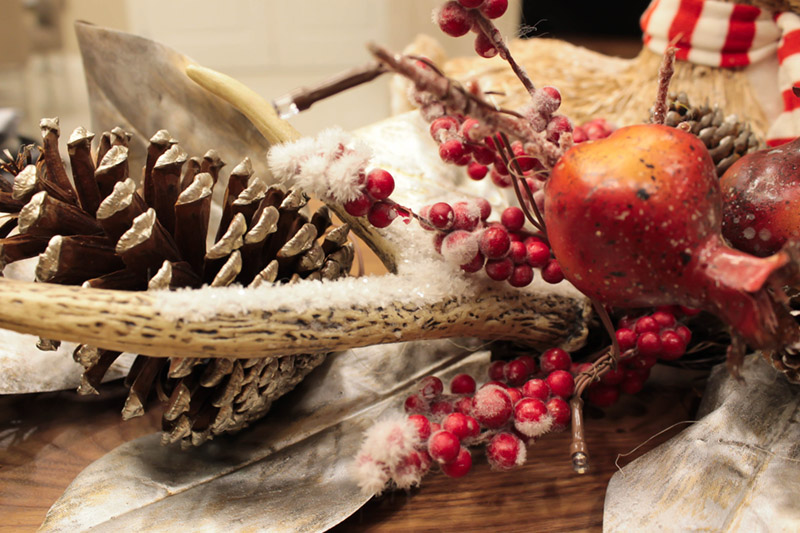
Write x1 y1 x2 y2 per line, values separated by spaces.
0 118 354 446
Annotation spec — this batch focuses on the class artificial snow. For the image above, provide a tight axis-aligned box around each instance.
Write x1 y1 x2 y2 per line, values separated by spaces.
353 414 423 494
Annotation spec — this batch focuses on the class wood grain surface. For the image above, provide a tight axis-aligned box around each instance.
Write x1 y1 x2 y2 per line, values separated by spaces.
0 378 698 532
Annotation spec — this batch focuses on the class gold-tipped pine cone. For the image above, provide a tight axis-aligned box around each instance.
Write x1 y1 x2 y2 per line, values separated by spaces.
0 118 355 447
660 92 763 176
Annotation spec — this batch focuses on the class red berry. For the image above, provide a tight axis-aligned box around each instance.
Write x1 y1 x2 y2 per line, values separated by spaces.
437 1 472 37
546 370 575 398
450 373 476 395
428 430 461 463
487 431 525 470
458 0 485 8
572 126 588 143
474 31 498 58
490 168 512 188
508 264 534 287
461 251 485 273
540 259 564 283
427 202 454 230
616 327 637 352
441 447 472 477
546 115 572 143
601 366 626 386
452 201 481 231
343 193 372 217
505 386 523 405
628 354 658 370
488 360 506 381
636 331 662 357
365 168 394 200
572 362 593 375
514 397 551 437
501 206 525 231
439 139 467 163
634 316 660 334
431 400 454 417
367 201 397 228
516 355 538 374
587 383 620 407
454 396 474 415
651 310 676 328
503 359 530 386
675 325 692 345
525 239 550 268
419 375 444 399
540 347 572 373
508 240 527 264
620 371 647 395
404 393 429 414
408 414 432 441
475 198 492 220
479 226 511 259
546 397 571 429
472 145 496 165
480 0 508 19
430 116 459 141
441 230 479 265
521 378 550 401
472 384 513 428
485 257 513 281
679 305 701 316
659 330 686 360
443 412 472 441
467 161 489 180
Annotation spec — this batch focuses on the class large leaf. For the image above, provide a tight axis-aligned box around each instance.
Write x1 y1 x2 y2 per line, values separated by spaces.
75 21 272 182
39 339 489 532
604 355 800 531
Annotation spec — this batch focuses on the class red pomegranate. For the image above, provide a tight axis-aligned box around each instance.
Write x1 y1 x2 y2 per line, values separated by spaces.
544 124 800 358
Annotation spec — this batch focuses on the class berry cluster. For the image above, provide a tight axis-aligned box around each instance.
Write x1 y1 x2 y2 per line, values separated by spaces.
436 0 510 57
583 308 693 407
419 200 564 286
342 167 400 228
572 117 616 144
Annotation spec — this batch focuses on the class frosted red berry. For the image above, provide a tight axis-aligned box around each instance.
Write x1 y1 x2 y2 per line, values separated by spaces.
428 430 461 463
479 226 511 259
452 201 481 231
430 116 459 140
404 393 429 414
461 251 485 273
431 400 454 417
443 412 472 441
467 161 489 180
427 202 454 230
367 201 397 228
441 447 472 478
508 241 527 264
439 138 467 163
485 257 513 281
505 386 522 405
365 168 395 200
343 193 372 217
408 414 432 441
540 347 572 373
514 397 551 437
546 370 575 398
454 396 474 415
437 1 472 37
474 31 498 58
472 384 513 428
450 373 476 395
486 432 525 470
521 378 549 401
419 375 444 399
546 114 572 143
490 168 512 188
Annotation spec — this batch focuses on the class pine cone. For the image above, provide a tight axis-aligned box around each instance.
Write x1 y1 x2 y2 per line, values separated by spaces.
661 92 764 176
0 118 354 446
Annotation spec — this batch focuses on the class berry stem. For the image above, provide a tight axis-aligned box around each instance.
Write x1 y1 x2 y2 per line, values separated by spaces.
495 132 547 234
592 299 620 364
472 14 536 96
272 61 387 117
368 43 564 167
651 47 675 126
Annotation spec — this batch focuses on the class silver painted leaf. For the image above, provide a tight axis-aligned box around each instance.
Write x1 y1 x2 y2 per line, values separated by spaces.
604 355 800 532
76 21 272 183
40 339 488 532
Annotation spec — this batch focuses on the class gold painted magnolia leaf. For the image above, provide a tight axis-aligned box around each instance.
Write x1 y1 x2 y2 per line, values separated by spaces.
40 339 489 532
75 21 273 182
604 355 800 531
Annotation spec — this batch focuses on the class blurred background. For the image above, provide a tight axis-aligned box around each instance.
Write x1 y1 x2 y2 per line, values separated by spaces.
0 0 647 152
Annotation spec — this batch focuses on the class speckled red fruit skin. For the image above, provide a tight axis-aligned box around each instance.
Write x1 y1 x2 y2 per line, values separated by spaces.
545 124 796 350
720 137 800 257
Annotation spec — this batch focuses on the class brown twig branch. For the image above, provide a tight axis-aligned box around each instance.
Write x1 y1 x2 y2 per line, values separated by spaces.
472 14 536 95
651 47 676 126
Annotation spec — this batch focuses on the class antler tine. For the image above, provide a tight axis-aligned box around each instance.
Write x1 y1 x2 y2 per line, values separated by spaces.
0 276 590 358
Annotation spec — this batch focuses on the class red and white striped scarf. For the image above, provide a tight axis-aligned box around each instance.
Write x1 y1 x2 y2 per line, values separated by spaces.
641 0 800 146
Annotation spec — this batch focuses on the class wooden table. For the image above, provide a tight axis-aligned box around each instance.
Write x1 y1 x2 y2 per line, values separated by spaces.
0 376 697 532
